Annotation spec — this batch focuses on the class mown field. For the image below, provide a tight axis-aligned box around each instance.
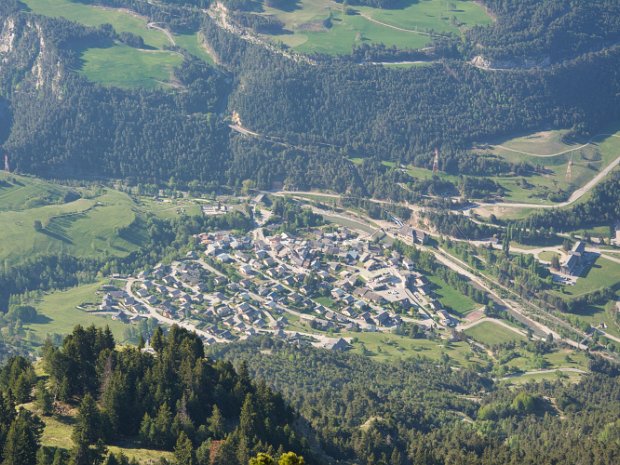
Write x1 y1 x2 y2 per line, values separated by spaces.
79 45 184 89
428 275 479 317
256 0 491 55
374 126 620 206
486 126 620 203
464 320 526 345
22 0 213 88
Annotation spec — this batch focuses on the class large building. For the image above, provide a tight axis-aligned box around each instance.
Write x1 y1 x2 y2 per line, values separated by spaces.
561 241 586 276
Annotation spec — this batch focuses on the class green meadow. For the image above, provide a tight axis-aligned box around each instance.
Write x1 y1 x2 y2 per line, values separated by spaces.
347 331 483 366
553 256 620 298
0 174 220 266
79 45 183 89
365 126 620 207
0 179 145 265
257 0 491 55
464 321 526 346
23 281 130 344
428 275 478 317
22 0 213 88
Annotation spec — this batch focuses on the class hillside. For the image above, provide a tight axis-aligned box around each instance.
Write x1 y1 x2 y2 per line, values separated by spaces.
0 326 312 464
0 0 618 200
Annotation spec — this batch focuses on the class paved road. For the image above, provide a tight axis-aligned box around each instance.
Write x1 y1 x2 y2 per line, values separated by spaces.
124 278 226 342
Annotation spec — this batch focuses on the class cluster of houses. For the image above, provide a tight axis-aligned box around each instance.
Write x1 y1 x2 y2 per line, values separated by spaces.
112 224 459 348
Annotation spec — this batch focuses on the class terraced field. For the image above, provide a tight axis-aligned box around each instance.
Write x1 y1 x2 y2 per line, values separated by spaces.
0 173 146 265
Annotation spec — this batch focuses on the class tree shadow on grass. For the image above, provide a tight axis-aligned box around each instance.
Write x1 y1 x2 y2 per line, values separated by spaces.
40 228 73 244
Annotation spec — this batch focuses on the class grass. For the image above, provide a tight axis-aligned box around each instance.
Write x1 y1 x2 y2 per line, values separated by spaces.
538 251 560 262
382 125 620 211
23 0 171 48
502 370 583 385
0 173 70 211
175 32 216 65
347 331 483 366
22 0 214 88
428 275 478 317
560 303 620 339
465 321 526 346
321 213 377 234
137 197 202 219
0 175 215 266
488 126 620 203
24 281 130 344
23 402 174 463
257 0 491 55
79 45 183 90
314 296 336 309
0 185 145 265
553 256 620 298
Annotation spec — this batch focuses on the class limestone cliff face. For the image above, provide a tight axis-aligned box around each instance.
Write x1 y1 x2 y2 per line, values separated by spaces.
0 14 64 97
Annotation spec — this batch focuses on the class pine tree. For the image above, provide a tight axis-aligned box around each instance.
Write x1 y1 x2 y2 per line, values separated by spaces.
72 394 103 445
1 409 43 465
35 381 54 416
173 432 194 465
208 405 224 439
151 327 165 354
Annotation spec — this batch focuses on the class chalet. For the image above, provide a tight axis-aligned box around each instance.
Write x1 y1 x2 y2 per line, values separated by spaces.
438 309 456 326
213 276 228 286
331 288 346 300
374 311 391 326
216 253 233 263
412 229 428 245
324 338 351 351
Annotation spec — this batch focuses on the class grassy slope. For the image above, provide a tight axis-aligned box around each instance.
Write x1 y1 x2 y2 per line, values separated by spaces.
346 331 483 366
0 175 216 266
258 0 490 55
377 126 620 206
23 397 175 464
0 184 144 265
22 0 212 88
0 174 70 211
24 281 130 344
80 45 183 90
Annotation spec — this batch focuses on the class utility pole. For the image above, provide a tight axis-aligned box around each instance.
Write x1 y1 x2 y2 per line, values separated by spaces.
565 157 573 182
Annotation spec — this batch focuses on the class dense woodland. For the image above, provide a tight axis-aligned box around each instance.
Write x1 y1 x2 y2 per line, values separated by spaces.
0 0 619 202
2 326 618 465
0 326 310 465
212 338 620 465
